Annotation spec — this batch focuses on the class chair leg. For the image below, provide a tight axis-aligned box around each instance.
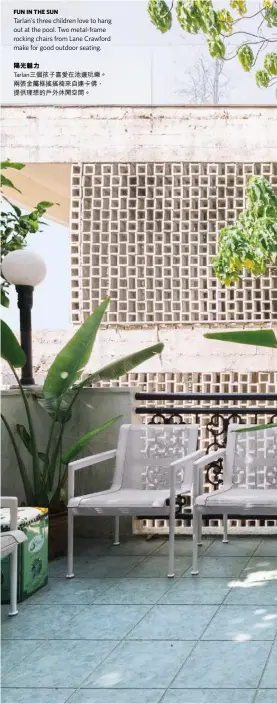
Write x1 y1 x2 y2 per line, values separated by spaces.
222 514 228 543
197 512 203 546
66 509 74 578
113 516 120 546
167 500 175 578
9 547 18 616
191 509 199 575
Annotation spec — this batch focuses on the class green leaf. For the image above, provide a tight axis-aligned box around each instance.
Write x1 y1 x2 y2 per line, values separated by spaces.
264 52 277 76
1 414 35 505
256 69 270 88
238 45 254 72
35 201 55 209
61 415 122 465
1 320 26 367
1 288 10 308
36 394 72 422
0 175 21 192
148 0 172 32
16 423 46 461
43 298 110 400
218 9 233 34
77 342 164 387
230 0 247 15
264 5 277 27
16 424 32 453
233 423 277 433
207 36 225 59
9 202 22 217
1 161 25 171
204 329 277 348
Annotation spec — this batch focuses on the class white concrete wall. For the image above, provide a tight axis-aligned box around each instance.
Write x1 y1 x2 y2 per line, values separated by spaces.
2 325 277 387
2 106 276 162
1 104 276 379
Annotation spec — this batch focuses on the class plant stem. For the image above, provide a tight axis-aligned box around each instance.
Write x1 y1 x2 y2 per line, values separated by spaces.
1 412 34 504
11 366 41 500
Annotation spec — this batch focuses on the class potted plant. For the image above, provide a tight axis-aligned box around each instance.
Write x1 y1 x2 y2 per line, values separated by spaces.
1 299 164 558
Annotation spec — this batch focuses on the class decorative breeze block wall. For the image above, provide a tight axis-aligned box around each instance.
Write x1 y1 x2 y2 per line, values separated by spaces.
71 162 277 326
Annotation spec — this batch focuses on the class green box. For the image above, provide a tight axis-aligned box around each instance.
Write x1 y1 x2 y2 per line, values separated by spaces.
1 507 48 603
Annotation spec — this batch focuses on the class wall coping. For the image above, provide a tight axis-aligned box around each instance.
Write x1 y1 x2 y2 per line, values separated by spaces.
2 105 276 162
1 386 133 397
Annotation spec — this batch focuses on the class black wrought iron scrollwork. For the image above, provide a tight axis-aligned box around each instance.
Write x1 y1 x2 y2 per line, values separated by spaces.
166 493 191 517
136 393 277 497
151 413 187 425
205 460 224 490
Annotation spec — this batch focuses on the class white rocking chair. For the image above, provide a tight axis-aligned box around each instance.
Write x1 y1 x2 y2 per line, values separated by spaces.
67 423 204 578
191 423 277 574
0 497 27 616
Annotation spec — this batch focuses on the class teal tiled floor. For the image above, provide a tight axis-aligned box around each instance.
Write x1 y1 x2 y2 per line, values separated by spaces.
1 536 277 703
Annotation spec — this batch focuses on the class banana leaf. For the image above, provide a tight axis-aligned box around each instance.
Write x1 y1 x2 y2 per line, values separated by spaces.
16 424 46 461
233 423 277 433
76 342 164 388
1 320 26 367
43 298 110 400
204 329 277 348
1 414 34 504
36 395 73 421
61 415 122 465
1 288 9 308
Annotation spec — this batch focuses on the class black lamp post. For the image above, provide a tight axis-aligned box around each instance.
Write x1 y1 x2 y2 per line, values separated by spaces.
2 250 46 386
16 285 35 385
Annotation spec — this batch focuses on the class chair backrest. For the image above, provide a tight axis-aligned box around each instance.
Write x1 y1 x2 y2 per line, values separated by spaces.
225 424 277 489
112 423 199 491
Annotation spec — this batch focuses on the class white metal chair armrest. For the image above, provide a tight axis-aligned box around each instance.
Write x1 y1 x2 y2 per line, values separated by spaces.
170 449 205 470
192 449 226 498
193 448 226 469
0 497 18 531
67 450 117 500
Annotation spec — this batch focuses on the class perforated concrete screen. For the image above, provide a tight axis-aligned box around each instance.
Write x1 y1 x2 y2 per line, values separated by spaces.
71 161 277 326
94 371 277 395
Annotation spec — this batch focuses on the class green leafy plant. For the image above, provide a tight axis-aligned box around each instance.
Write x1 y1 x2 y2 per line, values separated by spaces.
1 298 164 512
204 175 277 433
213 177 277 286
1 161 54 308
147 0 277 98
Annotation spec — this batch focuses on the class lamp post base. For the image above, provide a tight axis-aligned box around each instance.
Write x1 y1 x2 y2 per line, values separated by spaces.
21 377 35 386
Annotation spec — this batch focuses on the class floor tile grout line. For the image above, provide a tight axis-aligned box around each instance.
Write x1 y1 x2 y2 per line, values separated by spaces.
61 547 171 698
157 542 272 702
1 639 47 679
159 636 201 698
3 539 276 700
158 538 220 701
69 637 126 697
0 685 272 690
251 538 264 559
220 544 262 605
255 635 276 695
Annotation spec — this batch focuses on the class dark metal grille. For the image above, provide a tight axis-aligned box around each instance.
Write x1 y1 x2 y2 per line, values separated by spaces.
135 392 277 521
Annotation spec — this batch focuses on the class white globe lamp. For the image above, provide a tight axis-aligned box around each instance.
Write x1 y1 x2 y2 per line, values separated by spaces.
1 249 47 386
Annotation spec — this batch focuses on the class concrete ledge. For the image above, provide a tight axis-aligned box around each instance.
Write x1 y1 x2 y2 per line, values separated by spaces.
2 106 276 162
